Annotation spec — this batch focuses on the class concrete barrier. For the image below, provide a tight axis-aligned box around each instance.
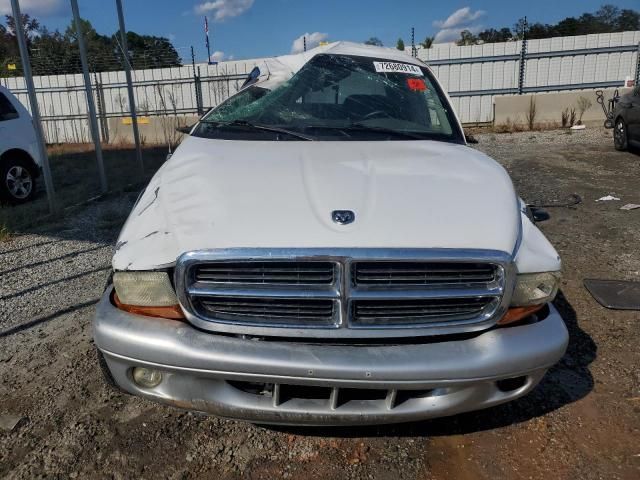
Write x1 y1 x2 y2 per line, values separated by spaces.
107 114 200 145
494 88 633 127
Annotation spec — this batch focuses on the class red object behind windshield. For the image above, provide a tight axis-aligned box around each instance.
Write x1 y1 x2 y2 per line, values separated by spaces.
407 78 427 91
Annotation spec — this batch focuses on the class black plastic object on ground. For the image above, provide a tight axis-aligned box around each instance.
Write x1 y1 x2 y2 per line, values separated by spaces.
583 279 640 310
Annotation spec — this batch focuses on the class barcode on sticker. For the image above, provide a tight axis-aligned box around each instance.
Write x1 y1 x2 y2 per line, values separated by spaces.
373 62 423 75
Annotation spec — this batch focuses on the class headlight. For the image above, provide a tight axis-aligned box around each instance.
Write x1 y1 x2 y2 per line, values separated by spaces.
511 272 561 306
499 271 560 326
112 271 184 320
113 271 178 306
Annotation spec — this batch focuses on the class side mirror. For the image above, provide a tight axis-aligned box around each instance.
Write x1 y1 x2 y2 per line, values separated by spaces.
465 134 479 144
176 124 194 134
528 206 551 223
241 66 261 89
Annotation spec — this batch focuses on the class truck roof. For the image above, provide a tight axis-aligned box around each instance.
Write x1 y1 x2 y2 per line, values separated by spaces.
246 41 428 91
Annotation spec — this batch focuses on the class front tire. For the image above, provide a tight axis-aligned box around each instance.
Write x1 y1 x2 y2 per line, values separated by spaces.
0 157 37 204
614 118 628 151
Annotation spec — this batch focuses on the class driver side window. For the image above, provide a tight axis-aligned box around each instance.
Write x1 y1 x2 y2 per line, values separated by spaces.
0 93 19 122
301 71 387 105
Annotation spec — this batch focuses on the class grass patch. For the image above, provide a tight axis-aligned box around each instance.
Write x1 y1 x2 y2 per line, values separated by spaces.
0 223 10 242
466 120 563 136
0 144 168 235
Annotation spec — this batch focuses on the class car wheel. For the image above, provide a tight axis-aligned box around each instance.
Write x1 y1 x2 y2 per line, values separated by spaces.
0 157 37 204
613 118 628 151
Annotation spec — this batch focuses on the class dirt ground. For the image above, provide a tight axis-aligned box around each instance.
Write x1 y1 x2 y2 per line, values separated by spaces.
1 128 639 479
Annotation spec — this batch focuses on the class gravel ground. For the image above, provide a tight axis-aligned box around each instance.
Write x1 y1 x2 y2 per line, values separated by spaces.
1 128 639 479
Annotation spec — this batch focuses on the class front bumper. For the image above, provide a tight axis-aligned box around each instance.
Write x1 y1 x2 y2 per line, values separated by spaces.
94 288 568 426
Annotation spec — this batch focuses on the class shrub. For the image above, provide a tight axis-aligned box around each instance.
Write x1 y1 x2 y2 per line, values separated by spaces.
577 96 593 123
526 97 537 130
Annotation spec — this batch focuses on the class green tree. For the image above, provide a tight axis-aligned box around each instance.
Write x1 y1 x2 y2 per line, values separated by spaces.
478 28 512 43
526 23 554 39
456 30 478 46
0 14 42 75
364 37 383 47
596 5 620 27
512 18 527 40
65 18 120 72
31 27 74 75
0 14 182 76
420 36 434 49
5 14 40 44
616 9 640 30
122 31 181 69
396 38 405 50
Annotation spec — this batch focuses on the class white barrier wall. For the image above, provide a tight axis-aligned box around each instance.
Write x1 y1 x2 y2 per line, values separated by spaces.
1 31 639 142
418 31 640 124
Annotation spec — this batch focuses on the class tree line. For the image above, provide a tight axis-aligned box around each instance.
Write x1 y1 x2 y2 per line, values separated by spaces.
365 4 639 50
0 14 181 77
457 4 640 46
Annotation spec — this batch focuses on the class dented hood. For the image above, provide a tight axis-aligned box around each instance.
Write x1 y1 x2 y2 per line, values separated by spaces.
113 137 520 270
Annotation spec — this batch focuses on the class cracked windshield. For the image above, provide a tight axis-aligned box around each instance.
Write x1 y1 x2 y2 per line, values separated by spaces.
197 54 462 141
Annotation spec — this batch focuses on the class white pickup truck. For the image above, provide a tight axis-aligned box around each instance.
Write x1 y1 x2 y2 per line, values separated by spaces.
94 42 568 426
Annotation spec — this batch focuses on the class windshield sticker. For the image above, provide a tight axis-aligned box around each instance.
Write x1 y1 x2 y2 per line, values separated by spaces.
407 78 427 91
373 61 423 75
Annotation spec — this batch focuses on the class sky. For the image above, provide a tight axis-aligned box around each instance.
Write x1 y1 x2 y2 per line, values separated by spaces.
1 0 638 62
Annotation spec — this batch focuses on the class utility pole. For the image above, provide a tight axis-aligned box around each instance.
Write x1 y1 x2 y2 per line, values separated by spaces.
303 36 307 52
635 41 640 87
71 0 107 194
518 16 528 95
411 27 417 58
115 0 143 175
205 16 215 64
10 0 57 213
191 46 196 76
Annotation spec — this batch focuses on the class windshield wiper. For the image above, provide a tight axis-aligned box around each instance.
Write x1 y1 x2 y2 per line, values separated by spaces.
201 119 314 141
305 123 428 140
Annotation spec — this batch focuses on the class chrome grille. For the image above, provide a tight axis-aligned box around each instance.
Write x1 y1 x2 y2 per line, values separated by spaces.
351 297 497 326
194 261 335 285
176 249 512 339
353 262 497 286
194 297 335 326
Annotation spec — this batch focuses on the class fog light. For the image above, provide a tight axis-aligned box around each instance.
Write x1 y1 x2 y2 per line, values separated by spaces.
132 367 162 388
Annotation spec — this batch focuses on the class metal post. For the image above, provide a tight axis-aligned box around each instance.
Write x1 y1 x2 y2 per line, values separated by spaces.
518 17 528 95
71 0 107 194
115 0 143 175
411 27 416 58
191 46 196 77
95 72 109 143
635 42 640 87
10 0 57 212
195 66 204 115
205 16 212 63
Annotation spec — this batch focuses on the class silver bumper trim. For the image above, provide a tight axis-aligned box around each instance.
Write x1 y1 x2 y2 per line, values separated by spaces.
94 288 568 425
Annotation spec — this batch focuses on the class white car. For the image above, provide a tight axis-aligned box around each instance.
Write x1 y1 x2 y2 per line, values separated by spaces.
94 42 568 426
0 85 42 204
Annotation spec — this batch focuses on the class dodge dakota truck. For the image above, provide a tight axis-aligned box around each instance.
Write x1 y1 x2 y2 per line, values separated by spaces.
94 42 568 426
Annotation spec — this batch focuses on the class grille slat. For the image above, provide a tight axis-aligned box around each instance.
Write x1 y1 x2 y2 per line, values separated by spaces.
195 261 335 285
196 297 336 325
352 298 496 326
353 262 497 286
